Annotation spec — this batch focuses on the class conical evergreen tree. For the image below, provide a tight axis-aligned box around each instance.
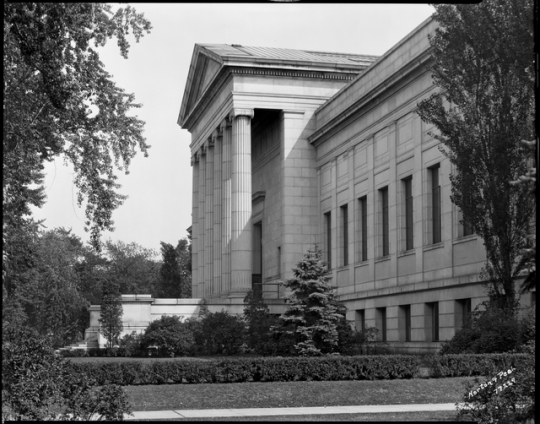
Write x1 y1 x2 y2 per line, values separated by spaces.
275 244 344 356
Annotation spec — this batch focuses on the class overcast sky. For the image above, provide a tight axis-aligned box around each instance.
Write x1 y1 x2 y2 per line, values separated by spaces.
30 3 435 253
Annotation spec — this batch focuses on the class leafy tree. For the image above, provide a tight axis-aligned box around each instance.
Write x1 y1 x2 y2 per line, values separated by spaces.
3 227 89 347
140 316 195 357
157 238 192 298
511 139 536 294
99 278 123 348
197 311 246 355
3 3 152 254
272 244 344 356
104 239 161 295
417 1 535 310
2 325 132 420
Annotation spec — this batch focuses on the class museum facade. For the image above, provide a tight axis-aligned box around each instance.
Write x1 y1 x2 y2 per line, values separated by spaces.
177 17 531 353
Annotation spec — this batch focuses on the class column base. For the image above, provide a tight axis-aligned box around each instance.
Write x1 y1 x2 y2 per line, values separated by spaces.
227 288 251 299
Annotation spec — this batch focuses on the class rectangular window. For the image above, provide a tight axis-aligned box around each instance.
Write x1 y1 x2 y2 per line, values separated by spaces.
403 177 414 250
431 165 441 244
426 302 439 341
324 212 332 269
355 310 365 334
358 196 368 262
380 187 389 256
455 298 472 329
277 246 281 276
376 307 387 341
399 305 412 342
340 204 349 266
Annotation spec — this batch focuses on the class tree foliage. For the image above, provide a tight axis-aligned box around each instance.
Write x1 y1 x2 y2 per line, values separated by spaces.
140 315 195 357
99 278 123 348
272 244 345 356
157 238 192 298
3 227 90 347
3 2 152 253
243 290 279 355
104 239 160 295
417 1 535 309
2 325 132 420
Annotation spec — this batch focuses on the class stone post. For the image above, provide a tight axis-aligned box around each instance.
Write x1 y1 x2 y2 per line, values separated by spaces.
229 108 254 297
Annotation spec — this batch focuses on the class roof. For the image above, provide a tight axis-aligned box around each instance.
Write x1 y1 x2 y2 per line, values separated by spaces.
198 44 378 67
178 44 379 129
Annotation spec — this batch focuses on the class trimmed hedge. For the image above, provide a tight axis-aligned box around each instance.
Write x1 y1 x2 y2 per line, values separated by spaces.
67 355 420 386
426 353 532 378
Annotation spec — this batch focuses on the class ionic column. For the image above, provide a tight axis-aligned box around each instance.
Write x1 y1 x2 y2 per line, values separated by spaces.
221 118 232 297
204 138 215 298
197 147 206 298
230 108 254 297
213 128 223 297
191 153 199 298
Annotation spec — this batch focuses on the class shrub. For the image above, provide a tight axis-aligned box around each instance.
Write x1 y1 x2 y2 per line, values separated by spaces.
440 301 533 354
337 325 385 355
243 290 280 355
65 354 421 386
140 315 195 357
197 310 246 355
456 349 535 423
426 353 532 378
118 331 144 357
2 325 132 420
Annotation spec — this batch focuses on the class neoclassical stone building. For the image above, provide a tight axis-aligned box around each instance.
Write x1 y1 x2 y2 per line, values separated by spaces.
178 17 533 353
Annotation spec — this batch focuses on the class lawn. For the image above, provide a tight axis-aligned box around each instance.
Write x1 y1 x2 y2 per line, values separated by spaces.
137 411 460 421
125 378 474 412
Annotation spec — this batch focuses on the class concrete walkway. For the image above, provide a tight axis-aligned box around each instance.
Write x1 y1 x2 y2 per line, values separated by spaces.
124 403 460 420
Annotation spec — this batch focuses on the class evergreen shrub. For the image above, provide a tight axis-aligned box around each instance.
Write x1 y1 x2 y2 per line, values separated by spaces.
66 354 421 386
426 353 532 378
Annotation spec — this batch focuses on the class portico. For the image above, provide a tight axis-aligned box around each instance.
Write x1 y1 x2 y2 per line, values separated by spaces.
178 44 377 302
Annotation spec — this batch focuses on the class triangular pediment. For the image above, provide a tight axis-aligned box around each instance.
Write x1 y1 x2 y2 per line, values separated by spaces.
178 46 223 128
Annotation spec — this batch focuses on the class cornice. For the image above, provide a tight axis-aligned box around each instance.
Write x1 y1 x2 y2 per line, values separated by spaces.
229 67 358 81
309 51 434 147
181 66 361 133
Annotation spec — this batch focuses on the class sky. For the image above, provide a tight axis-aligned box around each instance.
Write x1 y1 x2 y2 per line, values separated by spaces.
30 3 435 254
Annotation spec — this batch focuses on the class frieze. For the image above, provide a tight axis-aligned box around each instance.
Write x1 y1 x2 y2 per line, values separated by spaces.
230 67 356 80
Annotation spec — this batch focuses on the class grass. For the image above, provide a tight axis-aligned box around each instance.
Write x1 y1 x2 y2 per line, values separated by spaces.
125 378 473 411
137 411 460 421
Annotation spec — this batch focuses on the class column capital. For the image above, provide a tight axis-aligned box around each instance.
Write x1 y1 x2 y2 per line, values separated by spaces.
220 116 233 131
205 135 215 150
230 108 254 120
199 144 207 156
191 152 199 165
212 127 223 143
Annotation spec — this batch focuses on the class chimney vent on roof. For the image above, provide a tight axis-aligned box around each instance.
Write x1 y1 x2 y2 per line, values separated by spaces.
231 44 243 47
